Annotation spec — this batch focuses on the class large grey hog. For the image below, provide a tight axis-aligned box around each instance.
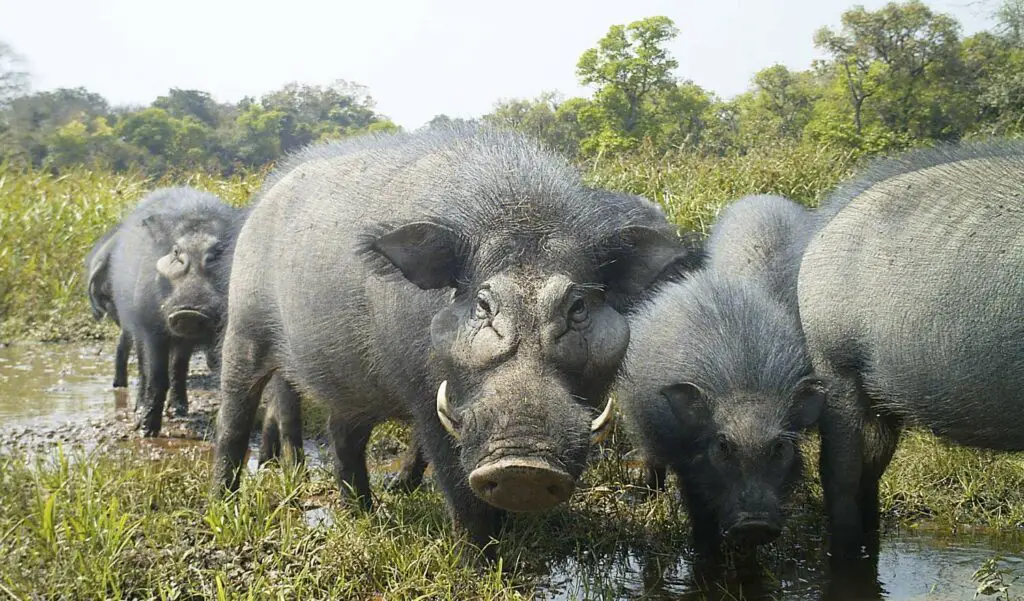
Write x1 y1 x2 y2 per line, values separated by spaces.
254 188 706 493
107 187 247 436
211 126 701 547
798 142 1024 560
616 269 825 558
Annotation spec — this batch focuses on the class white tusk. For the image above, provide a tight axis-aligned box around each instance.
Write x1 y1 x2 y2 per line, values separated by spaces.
436 380 461 440
590 395 615 444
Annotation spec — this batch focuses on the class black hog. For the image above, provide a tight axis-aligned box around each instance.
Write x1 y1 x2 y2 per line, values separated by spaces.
108 187 246 436
798 142 1024 560
212 126 699 546
616 271 826 557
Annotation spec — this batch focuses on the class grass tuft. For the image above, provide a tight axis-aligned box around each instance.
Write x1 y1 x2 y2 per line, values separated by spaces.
1 427 1022 599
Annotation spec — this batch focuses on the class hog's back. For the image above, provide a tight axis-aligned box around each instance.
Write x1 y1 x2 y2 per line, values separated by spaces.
706 194 813 312
229 140 451 419
798 154 1024 449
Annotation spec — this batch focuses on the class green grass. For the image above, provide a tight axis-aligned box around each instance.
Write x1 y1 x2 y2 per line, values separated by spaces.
0 436 683 600
585 140 859 233
0 425 1022 600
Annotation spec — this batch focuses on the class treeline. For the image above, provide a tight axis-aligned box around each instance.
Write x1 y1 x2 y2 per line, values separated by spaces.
2 0 1024 177
487 1 1024 161
0 77 399 175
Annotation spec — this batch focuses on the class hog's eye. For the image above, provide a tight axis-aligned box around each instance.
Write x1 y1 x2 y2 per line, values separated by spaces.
715 433 732 457
771 439 790 460
172 245 183 263
475 293 493 320
204 246 222 265
568 297 588 323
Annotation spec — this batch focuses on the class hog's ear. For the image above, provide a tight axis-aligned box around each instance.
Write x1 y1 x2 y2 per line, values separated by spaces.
366 221 463 290
86 261 111 321
600 226 701 302
790 376 828 429
86 235 118 320
661 382 710 428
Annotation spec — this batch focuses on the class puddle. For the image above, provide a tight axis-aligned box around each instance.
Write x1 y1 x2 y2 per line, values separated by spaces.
303 506 336 529
537 532 1024 600
1 341 1021 600
0 342 122 427
0 342 217 427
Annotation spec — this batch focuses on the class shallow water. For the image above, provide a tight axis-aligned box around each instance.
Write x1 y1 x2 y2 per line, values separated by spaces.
0 342 122 427
1 342 1022 600
536 532 1024 600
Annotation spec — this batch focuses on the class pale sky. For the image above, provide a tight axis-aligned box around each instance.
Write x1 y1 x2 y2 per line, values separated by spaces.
0 0 997 130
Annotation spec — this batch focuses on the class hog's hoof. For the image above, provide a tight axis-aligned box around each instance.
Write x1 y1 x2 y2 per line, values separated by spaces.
134 411 163 438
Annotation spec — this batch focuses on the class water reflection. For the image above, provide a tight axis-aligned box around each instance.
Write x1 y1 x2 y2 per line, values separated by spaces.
2 343 1022 601
0 342 215 427
537 531 1023 601
0 342 118 426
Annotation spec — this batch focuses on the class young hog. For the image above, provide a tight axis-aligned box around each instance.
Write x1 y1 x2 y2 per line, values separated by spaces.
641 194 817 492
706 194 815 314
211 126 699 547
108 187 247 435
616 270 826 557
798 142 1024 560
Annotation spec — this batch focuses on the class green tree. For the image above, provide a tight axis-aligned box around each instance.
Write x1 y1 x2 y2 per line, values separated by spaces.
260 80 382 147
118 107 177 156
576 16 680 153
43 118 89 167
422 114 476 130
367 119 401 134
962 30 1024 135
995 0 1024 47
813 1 967 145
231 103 286 166
645 82 716 151
484 92 589 157
153 88 224 127
745 65 820 140
0 88 111 165
42 115 137 171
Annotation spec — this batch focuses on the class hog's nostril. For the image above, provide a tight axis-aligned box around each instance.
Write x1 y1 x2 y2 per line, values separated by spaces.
167 309 214 338
726 519 782 547
469 458 575 512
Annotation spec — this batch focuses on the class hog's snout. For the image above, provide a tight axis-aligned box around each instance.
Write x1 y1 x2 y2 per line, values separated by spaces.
469 458 575 512
724 513 782 547
167 308 215 338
